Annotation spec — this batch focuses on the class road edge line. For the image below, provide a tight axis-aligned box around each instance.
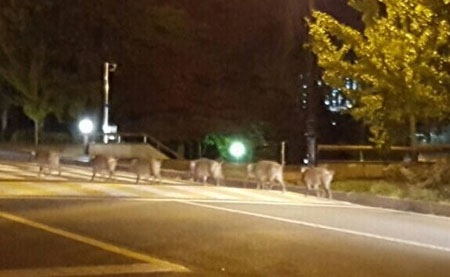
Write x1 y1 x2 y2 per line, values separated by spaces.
0 210 189 273
179 200 450 254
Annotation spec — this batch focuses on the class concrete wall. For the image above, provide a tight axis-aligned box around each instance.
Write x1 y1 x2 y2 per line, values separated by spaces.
89 143 169 160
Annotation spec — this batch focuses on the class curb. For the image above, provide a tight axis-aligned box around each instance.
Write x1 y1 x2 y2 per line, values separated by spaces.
163 169 450 218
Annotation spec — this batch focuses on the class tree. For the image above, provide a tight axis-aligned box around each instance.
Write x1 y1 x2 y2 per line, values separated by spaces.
0 1 86 144
0 0 190 145
0 80 19 140
307 0 450 153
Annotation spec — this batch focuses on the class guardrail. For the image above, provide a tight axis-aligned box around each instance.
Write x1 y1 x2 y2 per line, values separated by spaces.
319 144 450 152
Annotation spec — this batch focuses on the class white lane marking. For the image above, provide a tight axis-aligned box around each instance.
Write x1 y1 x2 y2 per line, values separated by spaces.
172 185 239 200
347 202 450 222
36 174 69 181
0 195 368 208
215 187 292 202
0 163 27 171
3 170 36 178
24 183 84 196
275 191 347 204
89 184 137 197
1 164 70 181
130 185 190 198
0 172 26 180
0 211 189 273
218 187 348 205
3 161 450 221
108 174 136 183
180 201 450 254
62 167 93 177
64 167 131 182
159 179 192 186
0 263 185 277
57 169 92 181
130 198 370 208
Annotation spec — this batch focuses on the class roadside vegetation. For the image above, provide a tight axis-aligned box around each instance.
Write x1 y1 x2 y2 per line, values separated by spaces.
330 160 450 203
332 180 446 203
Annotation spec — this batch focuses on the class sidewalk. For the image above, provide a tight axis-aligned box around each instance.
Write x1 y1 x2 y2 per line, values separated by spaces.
162 168 450 218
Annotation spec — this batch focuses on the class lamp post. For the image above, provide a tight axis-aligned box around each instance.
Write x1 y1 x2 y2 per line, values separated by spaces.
305 0 317 166
103 62 117 143
78 118 94 155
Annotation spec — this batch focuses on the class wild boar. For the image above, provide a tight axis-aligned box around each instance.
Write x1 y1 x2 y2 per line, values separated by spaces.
150 158 162 183
249 160 286 192
91 155 117 181
301 166 334 199
32 150 61 177
130 158 150 184
190 158 224 186
130 158 162 184
245 163 255 188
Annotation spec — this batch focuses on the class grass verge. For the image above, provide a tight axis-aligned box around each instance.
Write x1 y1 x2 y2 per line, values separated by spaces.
331 179 448 203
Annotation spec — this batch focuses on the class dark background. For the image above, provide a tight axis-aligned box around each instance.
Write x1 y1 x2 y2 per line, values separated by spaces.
1 0 364 162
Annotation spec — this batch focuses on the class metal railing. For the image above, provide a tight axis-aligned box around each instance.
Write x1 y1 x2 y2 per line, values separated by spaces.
318 144 450 162
90 132 181 159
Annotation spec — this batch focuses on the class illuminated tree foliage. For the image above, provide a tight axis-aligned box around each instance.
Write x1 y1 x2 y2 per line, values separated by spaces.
308 0 450 149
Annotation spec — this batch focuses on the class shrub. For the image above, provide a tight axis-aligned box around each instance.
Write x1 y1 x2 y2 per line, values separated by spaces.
332 180 372 193
369 183 404 198
406 187 441 202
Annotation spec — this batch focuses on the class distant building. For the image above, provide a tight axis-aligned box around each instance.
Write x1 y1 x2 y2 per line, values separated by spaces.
324 78 356 113
299 75 356 113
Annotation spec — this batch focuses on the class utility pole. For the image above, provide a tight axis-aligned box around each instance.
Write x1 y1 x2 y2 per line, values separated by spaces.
102 62 117 143
305 0 318 165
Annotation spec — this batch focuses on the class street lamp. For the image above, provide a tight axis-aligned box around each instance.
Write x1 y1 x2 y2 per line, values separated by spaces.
103 62 118 143
78 118 94 155
229 141 246 160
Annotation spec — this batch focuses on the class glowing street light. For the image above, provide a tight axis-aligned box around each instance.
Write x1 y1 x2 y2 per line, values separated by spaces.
78 118 94 155
229 141 246 160
103 62 118 143
79 118 94 135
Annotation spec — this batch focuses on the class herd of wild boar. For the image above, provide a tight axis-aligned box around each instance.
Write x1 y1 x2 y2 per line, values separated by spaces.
30 150 335 199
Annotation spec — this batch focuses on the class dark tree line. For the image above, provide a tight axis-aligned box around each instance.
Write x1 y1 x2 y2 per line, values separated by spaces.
0 0 189 144
0 0 360 163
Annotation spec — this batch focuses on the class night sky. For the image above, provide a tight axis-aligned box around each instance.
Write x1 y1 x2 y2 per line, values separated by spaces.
110 0 359 140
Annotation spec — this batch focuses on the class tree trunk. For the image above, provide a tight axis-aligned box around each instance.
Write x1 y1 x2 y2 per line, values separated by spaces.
0 107 8 140
409 114 418 162
34 119 39 145
198 141 202 158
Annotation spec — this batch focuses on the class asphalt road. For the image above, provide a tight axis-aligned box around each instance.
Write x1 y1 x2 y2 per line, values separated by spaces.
1 197 450 276
0 160 449 276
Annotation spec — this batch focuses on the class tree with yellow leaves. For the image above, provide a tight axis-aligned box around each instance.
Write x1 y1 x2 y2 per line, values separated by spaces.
308 0 450 154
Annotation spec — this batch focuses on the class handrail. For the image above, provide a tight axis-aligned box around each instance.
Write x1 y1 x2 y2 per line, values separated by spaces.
89 132 181 159
318 144 450 152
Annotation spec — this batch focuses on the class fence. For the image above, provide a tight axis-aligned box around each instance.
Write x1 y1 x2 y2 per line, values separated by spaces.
317 144 450 162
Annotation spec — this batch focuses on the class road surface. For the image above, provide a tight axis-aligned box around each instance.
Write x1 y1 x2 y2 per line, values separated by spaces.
0 160 449 276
